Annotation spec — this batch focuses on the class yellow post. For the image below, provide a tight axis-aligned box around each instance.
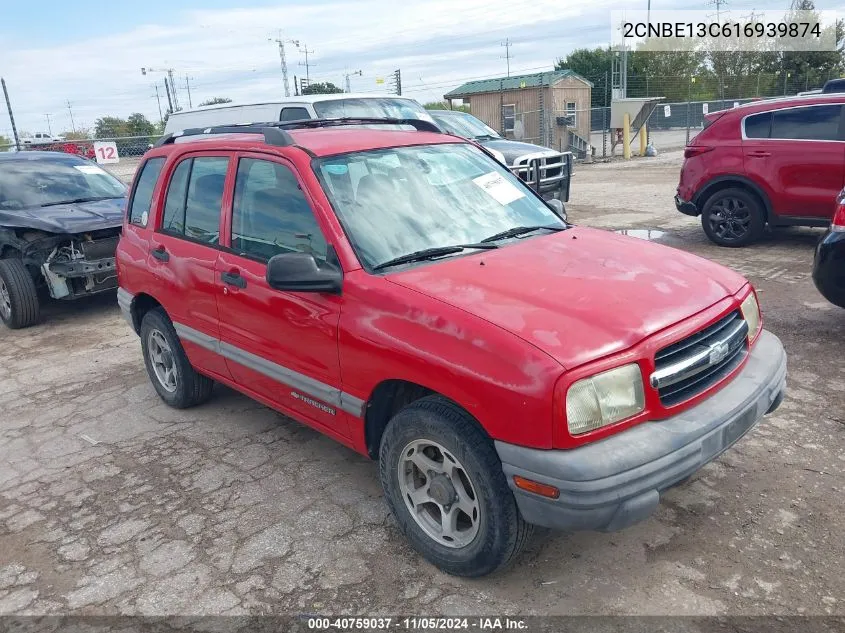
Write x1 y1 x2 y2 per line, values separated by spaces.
640 122 647 156
623 112 631 159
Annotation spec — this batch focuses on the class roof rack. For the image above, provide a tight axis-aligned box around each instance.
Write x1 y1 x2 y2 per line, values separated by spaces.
153 117 442 148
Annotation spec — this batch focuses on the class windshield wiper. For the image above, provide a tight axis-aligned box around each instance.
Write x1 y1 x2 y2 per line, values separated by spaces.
480 225 565 243
373 243 498 272
474 134 500 141
40 195 123 207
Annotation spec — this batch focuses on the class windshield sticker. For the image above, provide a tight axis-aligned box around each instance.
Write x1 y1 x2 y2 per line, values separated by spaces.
472 172 525 206
74 164 108 176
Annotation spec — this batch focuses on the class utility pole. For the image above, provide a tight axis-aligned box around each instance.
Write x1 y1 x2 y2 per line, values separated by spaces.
1 78 21 150
142 67 179 112
501 38 513 77
45 113 52 135
707 0 728 21
297 43 314 82
270 34 299 97
66 100 76 133
152 84 164 123
294 75 300 96
391 69 402 96
344 69 362 93
184 75 193 109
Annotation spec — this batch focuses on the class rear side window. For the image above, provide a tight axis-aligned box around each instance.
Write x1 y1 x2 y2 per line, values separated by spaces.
128 157 164 226
744 112 772 139
771 105 842 141
280 107 310 122
160 157 229 244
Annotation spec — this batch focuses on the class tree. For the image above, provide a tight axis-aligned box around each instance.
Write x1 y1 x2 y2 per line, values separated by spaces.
0 134 12 150
302 82 343 95
126 113 156 137
198 97 232 107
423 100 469 112
94 117 128 139
61 128 91 140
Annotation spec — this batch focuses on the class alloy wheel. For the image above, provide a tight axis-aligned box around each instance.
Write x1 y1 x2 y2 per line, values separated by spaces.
147 329 178 393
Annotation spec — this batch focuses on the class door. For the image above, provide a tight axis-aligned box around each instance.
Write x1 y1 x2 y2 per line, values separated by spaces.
216 154 346 435
742 104 845 219
149 153 233 379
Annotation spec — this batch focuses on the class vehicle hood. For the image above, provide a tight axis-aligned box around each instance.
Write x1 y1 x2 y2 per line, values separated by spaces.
387 227 747 369
0 197 126 234
481 139 559 163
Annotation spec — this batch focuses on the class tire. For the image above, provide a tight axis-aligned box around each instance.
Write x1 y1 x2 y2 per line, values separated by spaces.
139 308 214 408
0 258 40 329
701 188 765 247
379 395 533 577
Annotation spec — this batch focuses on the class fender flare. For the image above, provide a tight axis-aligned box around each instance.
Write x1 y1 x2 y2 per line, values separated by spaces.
693 175 773 219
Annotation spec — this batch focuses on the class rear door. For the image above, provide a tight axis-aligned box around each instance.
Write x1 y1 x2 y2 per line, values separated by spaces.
149 152 233 379
742 103 845 219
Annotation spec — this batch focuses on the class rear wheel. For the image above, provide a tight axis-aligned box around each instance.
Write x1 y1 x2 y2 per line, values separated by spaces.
0 258 40 329
701 188 765 247
379 396 532 577
140 308 214 408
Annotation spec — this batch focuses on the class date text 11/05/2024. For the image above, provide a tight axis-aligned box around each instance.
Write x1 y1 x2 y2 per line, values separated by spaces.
307 617 528 630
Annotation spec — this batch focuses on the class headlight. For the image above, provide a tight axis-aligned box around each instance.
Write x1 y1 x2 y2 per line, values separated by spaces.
740 291 761 342
489 148 507 165
565 363 645 435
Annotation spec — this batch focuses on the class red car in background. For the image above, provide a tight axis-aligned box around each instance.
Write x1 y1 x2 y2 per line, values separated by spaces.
676 94 845 246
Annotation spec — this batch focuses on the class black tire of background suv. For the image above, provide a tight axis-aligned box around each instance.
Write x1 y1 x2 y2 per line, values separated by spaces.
378 395 533 577
0 258 40 329
701 187 765 247
139 307 214 408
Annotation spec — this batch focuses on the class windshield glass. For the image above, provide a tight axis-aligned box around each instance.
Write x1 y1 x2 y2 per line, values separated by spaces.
313 98 436 124
0 156 127 210
315 143 565 270
431 112 501 140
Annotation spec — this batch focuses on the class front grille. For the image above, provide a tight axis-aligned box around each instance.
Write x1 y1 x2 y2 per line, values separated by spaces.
510 152 571 189
652 310 748 407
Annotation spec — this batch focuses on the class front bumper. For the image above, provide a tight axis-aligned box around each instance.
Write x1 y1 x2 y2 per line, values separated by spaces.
496 329 787 532
675 194 699 216
812 229 845 309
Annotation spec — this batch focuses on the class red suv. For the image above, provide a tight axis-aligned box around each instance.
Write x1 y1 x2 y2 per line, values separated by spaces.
117 119 787 576
676 94 845 246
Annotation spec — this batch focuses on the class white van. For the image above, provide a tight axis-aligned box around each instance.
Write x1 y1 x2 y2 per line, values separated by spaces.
163 93 436 134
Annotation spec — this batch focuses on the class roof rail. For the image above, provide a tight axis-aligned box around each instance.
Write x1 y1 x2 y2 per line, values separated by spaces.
153 117 442 148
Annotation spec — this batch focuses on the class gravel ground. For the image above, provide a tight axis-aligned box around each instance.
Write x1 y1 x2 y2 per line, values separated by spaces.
0 150 843 618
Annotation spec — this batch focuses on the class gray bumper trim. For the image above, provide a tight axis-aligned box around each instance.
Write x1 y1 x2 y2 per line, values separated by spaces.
117 287 134 327
496 329 787 533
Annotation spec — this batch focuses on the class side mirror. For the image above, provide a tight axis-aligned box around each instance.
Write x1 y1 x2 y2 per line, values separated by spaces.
266 252 342 294
546 198 567 221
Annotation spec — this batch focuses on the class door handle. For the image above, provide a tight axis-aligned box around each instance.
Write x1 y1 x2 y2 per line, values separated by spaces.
151 246 169 262
221 270 247 289
747 151 771 157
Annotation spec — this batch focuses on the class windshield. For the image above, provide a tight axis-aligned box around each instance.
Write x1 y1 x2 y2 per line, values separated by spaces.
430 112 502 140
0 156 127 210
313 98 436 124
315 143 565 270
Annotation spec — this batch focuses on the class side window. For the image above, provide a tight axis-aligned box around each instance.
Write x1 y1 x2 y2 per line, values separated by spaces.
502 105 515 133
771 105 842 141
160 156 228 244
744 112 772 139
128 157 164 226
231 158 328 261
279 107 311 122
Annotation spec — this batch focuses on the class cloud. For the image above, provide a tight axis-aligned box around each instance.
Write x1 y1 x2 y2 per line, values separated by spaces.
1 0 835 136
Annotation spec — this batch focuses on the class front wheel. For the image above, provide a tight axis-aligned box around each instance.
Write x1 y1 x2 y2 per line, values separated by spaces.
701 188 765 247
379 396 532 577
0 258 40 329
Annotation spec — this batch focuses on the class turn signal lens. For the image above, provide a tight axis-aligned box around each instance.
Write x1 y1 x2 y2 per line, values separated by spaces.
513 476 560 499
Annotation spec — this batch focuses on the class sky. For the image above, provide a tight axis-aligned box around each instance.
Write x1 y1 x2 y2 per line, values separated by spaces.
1 0 842 138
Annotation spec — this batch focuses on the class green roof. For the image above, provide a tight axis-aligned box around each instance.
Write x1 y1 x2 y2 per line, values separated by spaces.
444 69 593 99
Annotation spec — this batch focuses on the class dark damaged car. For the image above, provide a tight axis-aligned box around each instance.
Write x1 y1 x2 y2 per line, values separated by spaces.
0 152 127 329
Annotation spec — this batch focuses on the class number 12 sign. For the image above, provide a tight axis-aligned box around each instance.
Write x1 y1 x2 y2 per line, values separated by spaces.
93 141 120 164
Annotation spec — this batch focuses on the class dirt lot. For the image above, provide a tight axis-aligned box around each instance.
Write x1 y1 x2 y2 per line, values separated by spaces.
1 150 843 617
